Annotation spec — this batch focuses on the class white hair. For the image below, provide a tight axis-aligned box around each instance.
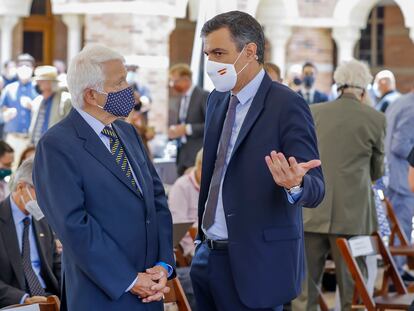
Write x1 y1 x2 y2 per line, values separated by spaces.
66 44 125 109
334 59 373 95
374 69 396 89
9 157 34 192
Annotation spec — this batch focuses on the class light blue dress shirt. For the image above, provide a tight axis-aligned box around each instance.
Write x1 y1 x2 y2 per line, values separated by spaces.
75 109 172 290
10 196 46 303
203 69 302 241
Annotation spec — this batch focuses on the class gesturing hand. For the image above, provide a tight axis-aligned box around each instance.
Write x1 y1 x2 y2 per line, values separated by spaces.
265 151 321 189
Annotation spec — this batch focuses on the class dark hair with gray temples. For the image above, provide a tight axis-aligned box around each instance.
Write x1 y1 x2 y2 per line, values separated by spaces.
201 11 265 64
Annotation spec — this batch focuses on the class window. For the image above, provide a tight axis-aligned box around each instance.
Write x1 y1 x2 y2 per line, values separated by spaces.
355 6 385 66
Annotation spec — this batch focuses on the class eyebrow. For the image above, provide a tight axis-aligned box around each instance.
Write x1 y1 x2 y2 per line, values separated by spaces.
204 48 227 55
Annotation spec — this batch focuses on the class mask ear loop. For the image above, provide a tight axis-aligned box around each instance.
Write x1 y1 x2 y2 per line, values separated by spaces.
92 88 108 110
25 185 35 201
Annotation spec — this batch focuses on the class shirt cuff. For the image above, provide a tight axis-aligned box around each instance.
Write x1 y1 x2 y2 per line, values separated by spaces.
185 124 192 136
156 262 174 278
285 187 303 204
125 276 138 292
20 293 29 304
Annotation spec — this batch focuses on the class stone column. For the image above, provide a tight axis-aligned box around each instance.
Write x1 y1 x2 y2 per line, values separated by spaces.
332 26 361 63
264 24 292 78
0 16 19 65
62 14 84 64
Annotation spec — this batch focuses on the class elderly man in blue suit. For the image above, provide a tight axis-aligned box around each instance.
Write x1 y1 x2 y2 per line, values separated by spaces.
33 44 175 310
190 11 325 311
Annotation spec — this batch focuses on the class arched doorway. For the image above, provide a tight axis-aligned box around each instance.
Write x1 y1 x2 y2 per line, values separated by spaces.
22 0 54 65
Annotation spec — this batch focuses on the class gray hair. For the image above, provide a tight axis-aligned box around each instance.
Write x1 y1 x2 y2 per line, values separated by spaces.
334 59 373 96
201 11 265 64
9 157 34 192
67 44 125 109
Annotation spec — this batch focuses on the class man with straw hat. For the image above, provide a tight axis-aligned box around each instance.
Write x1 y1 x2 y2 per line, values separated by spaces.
30 66 72 145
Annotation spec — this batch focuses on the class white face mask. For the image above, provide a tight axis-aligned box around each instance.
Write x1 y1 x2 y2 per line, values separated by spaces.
21 186 44 221
206 46 250 92
17 65 34 82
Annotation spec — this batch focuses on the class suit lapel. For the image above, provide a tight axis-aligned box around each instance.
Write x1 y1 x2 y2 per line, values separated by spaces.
204 93 230 168
230 74 271 158
112 122 149 206
33 220 58 291
0 198 26 289
70 110 141 198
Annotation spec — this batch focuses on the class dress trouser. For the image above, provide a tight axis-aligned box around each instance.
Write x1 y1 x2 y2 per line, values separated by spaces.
388 189 414 274
190 242 282 311
291 232 367 311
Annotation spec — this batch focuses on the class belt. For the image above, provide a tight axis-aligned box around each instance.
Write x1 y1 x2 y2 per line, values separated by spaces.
206 239 228 250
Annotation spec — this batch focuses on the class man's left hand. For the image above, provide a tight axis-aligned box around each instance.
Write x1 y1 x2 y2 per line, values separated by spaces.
265 151 321 189
168 124 186 139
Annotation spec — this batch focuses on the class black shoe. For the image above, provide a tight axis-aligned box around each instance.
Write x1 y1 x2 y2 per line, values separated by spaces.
402 272 414 282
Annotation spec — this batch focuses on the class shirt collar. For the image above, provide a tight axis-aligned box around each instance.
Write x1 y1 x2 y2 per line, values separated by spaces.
75 108 107 137
185 84 195 98
232 69 265 106
10 196 30 225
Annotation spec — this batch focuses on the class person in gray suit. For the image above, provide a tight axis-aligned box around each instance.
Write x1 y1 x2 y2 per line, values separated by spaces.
385 86 414 278
0 157 61 308
292 60 385 311
168 64 208 176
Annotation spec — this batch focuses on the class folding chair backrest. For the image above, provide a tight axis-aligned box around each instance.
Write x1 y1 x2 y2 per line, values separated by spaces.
337 233 407 310
383 198 410 246
164 278 191 311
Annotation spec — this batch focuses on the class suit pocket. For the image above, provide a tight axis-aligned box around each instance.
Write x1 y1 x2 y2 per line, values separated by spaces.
263 225 301 242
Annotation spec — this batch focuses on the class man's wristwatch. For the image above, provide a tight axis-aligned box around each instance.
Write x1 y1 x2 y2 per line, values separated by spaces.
287 184 302 195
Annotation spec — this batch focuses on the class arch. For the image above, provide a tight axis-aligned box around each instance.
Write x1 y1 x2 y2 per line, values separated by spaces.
333 0 414 29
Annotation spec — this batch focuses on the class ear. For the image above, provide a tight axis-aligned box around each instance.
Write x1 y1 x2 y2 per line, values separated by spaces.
245 42 258 61
83 88 98 106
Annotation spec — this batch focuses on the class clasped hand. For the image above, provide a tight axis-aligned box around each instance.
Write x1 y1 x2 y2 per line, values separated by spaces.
130 266 170 303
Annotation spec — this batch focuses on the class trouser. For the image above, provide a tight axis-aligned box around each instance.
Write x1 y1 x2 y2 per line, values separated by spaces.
388 189 414 274
291 232 367 311
190 242 282 311
5 133 30 169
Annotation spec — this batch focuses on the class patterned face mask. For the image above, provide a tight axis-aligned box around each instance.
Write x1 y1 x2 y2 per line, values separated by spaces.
95 86 135 118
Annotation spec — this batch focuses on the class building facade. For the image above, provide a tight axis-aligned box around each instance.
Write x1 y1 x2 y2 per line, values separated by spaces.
0 0 413 131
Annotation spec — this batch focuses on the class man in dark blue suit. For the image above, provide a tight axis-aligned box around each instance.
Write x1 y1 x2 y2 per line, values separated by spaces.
298 62 329 105
33 44 175 310
190 11 325 311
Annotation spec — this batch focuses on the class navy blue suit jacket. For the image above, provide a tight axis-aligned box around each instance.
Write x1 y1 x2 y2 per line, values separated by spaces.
198 74 325 308
33 109 174 310
298 89 328 104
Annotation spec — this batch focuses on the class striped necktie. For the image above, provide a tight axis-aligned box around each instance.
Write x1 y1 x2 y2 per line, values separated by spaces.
101 126 141 195
21 217 46 296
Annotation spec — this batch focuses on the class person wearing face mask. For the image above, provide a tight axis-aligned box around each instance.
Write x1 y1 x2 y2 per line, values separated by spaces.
29 66 72 146
0 157 61 308
190 11 324 311
168 64 209 176
32 44 175 311
298 62 328 105
291 60 385 311
373 70 400 113
0 140 14 201
1 61 18 88
0 54 38 167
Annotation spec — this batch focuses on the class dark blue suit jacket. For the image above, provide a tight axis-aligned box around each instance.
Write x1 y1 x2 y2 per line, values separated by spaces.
33 109 174 310
298 89 328 104
198 74 325 308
